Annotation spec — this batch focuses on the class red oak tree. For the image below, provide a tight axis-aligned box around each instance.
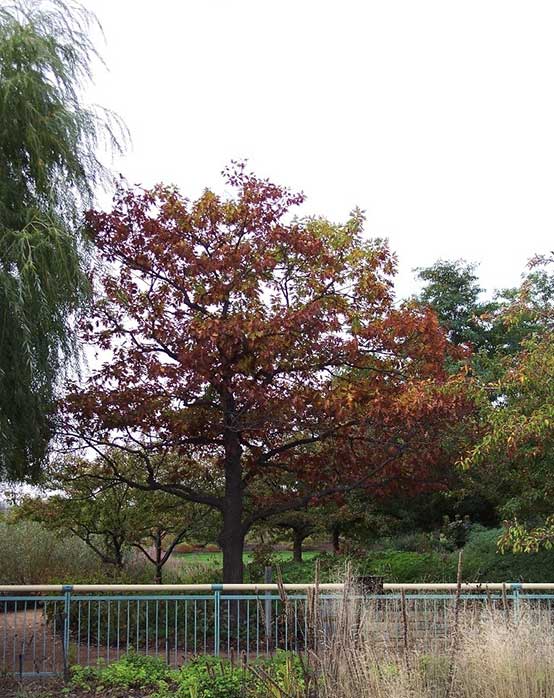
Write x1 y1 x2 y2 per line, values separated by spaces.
62 164 473 582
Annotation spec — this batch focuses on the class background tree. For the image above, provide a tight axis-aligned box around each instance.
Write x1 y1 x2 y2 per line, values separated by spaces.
259 510 318 563
414 260 493 350
414 258 554 530
0 0 126 480
62 165 474 582
463 332 554 548
17 452 216 582
462 255 554 552
414 258 554 372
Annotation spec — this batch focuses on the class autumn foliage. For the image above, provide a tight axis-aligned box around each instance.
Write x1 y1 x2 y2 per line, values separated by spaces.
62 164 473 581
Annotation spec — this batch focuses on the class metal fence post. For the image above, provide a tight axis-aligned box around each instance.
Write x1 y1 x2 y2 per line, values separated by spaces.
212 584 222 656
62 584 73 680
512 582 522 623
264 566 273 643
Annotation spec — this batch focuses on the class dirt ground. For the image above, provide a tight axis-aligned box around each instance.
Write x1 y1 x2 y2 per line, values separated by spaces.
1 609 63 675
0 677 158 697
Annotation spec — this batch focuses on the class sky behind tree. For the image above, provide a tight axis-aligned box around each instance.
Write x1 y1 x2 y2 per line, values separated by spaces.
83 0 554 297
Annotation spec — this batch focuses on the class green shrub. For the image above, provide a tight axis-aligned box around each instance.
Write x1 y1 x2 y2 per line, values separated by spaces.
246 541 280 583
68 652 310 698
461 525 554 582
271 559 319 584
71 652 171 690
249 650 308 697
102 653 171 688
65 594 218 649
367 531 440 554
354 527 554 583
358 550 455 583
172 657 250 698
179 561 223 584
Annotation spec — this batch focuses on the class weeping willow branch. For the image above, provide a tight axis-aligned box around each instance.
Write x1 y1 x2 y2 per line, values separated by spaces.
0 0 128 480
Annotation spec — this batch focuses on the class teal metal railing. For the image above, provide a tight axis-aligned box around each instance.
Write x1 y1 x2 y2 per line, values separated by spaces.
0 582 550 677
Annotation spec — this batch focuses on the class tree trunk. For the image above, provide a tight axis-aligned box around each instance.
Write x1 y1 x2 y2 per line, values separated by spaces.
293 529 304 562
218 515 245 647
221 396 245 583
110 535 125 570
331 524 340 555
219 517 246 583
154 530 163 584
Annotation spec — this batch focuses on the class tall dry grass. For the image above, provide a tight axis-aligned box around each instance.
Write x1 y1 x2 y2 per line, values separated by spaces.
454 610 554 698
312 609 554 698
265 575 554 698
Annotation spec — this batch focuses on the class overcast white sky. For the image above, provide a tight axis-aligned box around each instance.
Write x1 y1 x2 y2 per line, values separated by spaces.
81 0 554 299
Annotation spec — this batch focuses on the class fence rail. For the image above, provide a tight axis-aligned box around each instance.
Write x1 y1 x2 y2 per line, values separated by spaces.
1 583 552 678
4 582 554 592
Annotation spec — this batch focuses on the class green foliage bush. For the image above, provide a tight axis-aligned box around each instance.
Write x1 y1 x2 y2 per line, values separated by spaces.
366 531 441 554
461 525 554 582
272 558 324 584
246 541 280 582
260 549 454 584
179 561 223 585
273 526 554 584
343 526 554 583
357 550 455 583
69 651 302 698
170 656 250 698
249 650 308 697
66 594 219 649
71 653 171 690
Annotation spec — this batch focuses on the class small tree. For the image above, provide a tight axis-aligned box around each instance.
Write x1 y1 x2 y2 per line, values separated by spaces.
17 453 216 582
260 510 318 563
17 470 132 572
126 485 218 583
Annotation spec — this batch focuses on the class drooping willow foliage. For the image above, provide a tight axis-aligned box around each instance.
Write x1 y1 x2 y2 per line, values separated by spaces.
0 0 127 480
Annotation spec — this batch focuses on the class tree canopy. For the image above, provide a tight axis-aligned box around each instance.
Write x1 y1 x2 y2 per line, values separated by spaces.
461 257 554 552
414 259 490 350
60 164 474 582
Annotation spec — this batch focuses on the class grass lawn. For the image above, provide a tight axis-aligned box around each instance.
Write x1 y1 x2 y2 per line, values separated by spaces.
176 549 319 565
